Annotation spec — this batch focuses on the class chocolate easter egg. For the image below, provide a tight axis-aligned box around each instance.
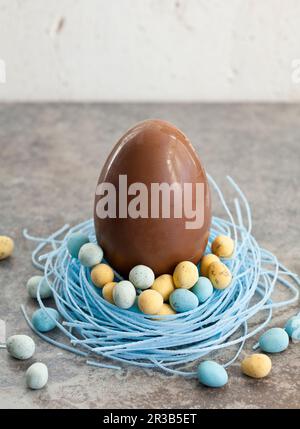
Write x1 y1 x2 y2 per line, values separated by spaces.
94 119 211 276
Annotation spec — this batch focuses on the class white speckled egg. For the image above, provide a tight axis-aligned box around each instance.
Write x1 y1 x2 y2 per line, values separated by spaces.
6 335 35 360
129 265 155 290
26 275 52 299
113 281 136 309
26 362 48 390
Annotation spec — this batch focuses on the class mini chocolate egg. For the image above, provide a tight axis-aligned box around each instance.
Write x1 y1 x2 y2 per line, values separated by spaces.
173 261 199 289
102 281 117 304
208 261 232 290
258 327 289 353
0 235 14 260
32 308 59 332
241 354 272 379
138 289 163 315
151 274 175 301
200 254 219 277
211 235 234 258
94 120 211 277
67 232 89 258
113 281 136 309
78 243 103 267
26 275 52 299
156 303 176 316
197 361 228 388
284 316 300 338
169 289 199 313
6 335 35 360
129 265 155 290
26 362 48 390
91 263 114 288
191 277 213 303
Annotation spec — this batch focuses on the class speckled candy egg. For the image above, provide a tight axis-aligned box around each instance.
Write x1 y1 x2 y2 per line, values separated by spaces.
94 120 211 277
173 261 199 289
0 235 14 260
211 235 234 258
197 361 228 388
32 307 60 332
191 277 213 303
169 289 199 313
129 265 155 290
284 316 300 338
91 263 114 288
258 327 289 353
67 232 89 258
138 289 164 315
26 362 48 390
208 261 232 290
78 243 103 267
156 303 176 316
241 354 272 379
6 335 35 360
102 282 117 304
26 275 52 299
151 274 175 301
200 254 219 277
113 281 136 309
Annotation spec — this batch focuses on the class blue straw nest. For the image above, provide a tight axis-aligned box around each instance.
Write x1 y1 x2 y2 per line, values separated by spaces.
22 176 299 377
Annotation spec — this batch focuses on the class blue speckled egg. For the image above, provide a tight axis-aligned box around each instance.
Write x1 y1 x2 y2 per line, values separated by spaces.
67 232 89 258
259 327 289 353
197 361 228 388
113 281 136 309
169 289 199 313
191 277 213 303
32 308 59 332
78 243 103 267
284 316 300 338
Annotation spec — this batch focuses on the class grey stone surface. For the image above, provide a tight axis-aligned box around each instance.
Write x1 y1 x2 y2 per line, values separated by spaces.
0 103 299 409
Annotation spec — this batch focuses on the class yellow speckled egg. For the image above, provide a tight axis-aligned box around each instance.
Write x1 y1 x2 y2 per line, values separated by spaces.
151 274 175 301
212 235 234 258
102 281 117 304
91 263 114 288
208 261 232 290
173 261 199 289
0 236 14 260
200 254 219 277
156 303 176 316
241 354 272 379
138 289 163 315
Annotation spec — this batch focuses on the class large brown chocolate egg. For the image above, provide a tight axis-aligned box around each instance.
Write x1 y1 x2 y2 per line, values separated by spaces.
94 119 211 277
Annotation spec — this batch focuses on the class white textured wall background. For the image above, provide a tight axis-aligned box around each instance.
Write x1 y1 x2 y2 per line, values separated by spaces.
0 0 300 101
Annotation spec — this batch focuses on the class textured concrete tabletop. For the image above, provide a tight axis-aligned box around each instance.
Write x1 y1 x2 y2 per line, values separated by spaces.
0 103 299 409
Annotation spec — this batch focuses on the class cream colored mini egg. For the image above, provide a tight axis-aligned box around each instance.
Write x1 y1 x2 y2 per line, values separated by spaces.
102 281 117 304
212 235 234 258
156 303 176 316
241 354 272 379
138 289 164 315
200 254 219 277
173 261 199 289
208 261 232 290
0 236 14 260
91 263 114 288
151 274 175 301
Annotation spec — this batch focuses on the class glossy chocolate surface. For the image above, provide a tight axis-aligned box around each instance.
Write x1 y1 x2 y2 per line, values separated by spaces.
94 119 211 276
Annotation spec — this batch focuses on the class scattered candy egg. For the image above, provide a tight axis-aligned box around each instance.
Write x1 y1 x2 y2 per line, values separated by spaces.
32 307 59 332
191 277 213 303
129 265 155 290
169 289 199 313
67 232 89 258
208 261 232 290
102 281 117 304
241 354 272 378
138 289 164 315
200 254 219 277
173 261 199 289
113 281 136 309
258 327 289 353
26 362 48 390
26 275 52 299
291 327 300 343
156 303 176 316
197 361 228 388
78 243 103 267
0 235 14 260
91 263 114 288
6 335 35 360
151 274 175 301
284 316 300 338
211 235 234 258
